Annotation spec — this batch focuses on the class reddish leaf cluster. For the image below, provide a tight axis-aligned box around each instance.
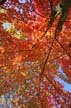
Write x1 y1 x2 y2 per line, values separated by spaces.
0 0 71 107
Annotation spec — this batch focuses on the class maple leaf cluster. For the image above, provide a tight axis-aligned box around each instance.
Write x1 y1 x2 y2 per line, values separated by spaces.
0 0 71 107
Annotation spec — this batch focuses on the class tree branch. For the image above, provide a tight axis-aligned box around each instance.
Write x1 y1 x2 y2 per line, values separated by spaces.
0 0 6 5
56 38 71 58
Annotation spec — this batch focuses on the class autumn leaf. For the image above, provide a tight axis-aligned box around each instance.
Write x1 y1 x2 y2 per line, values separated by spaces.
0 0 71 108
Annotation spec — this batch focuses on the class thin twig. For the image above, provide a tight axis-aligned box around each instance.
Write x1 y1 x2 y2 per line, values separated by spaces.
1 49 31 54
56 38 71 58
43 74 66 102
30 0 45 17
40 33 57 76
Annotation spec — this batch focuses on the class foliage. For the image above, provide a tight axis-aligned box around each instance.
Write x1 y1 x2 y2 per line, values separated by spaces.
0 0 71 107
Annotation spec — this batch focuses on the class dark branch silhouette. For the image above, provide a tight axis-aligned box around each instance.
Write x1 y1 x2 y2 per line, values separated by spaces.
56 38 71 58
0 0 6 5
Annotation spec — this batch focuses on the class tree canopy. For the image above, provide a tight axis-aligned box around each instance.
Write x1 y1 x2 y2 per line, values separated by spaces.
0 0 71 107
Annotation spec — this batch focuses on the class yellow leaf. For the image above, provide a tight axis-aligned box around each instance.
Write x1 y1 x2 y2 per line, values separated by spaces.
0 8 7 14
20 72 26 77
